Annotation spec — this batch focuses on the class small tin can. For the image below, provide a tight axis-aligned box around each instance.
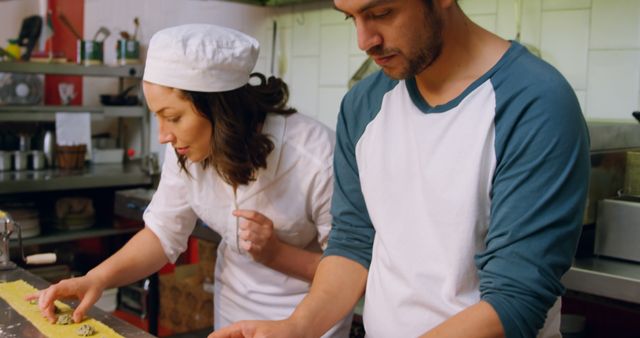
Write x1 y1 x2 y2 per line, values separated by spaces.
12 151 27 171
30 150 45 170
77 39 104 65
116 39 140 65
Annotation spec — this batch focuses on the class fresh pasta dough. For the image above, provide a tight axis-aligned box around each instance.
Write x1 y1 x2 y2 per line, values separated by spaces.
0 280 124 338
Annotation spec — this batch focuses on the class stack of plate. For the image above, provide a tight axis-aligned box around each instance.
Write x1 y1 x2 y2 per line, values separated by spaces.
4 207 40 238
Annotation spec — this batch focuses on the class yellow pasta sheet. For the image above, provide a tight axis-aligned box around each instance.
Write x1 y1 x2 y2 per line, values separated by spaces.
0 280 123 338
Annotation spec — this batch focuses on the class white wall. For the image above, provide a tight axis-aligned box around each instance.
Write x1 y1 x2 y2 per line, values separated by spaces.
4 0 640 157
270 2 366 130
272 0 640 129
0 0 41 46
83 0 275 105
82 0 273 159
0 0 273 160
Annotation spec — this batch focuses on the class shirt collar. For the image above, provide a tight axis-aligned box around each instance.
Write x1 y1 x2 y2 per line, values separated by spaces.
258 113 285 180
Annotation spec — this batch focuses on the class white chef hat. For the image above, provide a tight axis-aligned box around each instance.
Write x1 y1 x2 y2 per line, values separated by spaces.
143 24 260 92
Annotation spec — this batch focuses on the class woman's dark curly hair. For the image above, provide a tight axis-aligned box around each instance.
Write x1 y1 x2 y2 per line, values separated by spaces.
177 72 296 186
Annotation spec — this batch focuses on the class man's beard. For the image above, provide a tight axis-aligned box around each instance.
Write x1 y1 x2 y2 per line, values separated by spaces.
368 9 444 80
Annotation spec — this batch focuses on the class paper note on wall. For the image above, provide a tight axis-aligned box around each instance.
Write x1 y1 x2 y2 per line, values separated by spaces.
55 112 92 159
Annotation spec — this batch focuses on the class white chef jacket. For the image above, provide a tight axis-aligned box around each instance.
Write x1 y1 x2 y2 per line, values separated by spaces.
144 112 352 337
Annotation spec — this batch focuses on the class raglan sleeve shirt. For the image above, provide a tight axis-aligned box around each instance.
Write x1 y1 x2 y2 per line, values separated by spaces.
476 65 590 337
323 89 377 268
324 49 590 338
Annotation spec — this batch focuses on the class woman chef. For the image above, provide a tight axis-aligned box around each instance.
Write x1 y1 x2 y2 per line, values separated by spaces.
31 24 352 337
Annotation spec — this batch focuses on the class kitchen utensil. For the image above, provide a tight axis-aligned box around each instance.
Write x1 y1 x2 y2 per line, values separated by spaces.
58 13 82 40
100 84 139 106
43 129 55 167
0 209 56 270
93 26 111 43
0 209 18 270
16 15 42 61
132 17 140 41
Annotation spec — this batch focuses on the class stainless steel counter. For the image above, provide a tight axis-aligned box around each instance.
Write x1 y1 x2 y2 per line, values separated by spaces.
0 267 155 338
563 257 640 304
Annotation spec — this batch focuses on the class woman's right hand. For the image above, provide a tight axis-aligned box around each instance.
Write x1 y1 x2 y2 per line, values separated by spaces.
26 274 106 324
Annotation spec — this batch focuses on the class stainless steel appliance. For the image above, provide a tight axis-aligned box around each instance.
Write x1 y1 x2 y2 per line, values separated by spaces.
595 198 640 263
0 209 18 270
1 209 56 270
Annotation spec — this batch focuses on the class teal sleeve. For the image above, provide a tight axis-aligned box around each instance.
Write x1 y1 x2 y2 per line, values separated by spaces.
323 73 395 268
476 64 590 337
323 97 375 269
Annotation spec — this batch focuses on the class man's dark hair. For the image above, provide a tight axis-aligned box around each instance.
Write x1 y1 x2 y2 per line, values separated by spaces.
178 73 296 186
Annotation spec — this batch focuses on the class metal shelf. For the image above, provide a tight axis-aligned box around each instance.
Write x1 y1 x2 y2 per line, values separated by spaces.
0 105 146 121
0 61 143 78
10 224 141 248
0 161 152 194
563 256 640 305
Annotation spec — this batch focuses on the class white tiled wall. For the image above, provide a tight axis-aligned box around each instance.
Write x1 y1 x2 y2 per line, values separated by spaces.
81 0 273 158
587 50 640 120
3 0 640 149
540 9 590 90
590 0 640 49
275 0 640 127
0 0 41 47
1 0 274 160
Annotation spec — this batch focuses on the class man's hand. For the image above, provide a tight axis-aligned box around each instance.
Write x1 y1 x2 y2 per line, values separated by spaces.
208 319 304 338
234 210 283 264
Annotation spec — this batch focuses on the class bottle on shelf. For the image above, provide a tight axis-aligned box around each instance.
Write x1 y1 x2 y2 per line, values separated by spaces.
5 39 21 60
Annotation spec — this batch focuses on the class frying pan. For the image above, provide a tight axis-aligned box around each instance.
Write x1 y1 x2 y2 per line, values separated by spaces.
100 84 139 106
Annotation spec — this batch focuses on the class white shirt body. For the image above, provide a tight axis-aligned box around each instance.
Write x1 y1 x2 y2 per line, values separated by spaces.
144 113 351 336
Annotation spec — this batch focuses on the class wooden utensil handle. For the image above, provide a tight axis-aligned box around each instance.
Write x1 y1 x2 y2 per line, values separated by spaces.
58 13 82 40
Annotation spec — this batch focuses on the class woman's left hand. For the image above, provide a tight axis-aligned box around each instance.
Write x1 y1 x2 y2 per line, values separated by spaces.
233 209 283 264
